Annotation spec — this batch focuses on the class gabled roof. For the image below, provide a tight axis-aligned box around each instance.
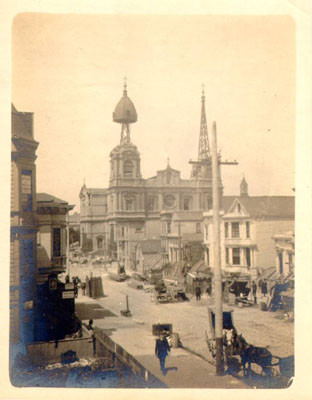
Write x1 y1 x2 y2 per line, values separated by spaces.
222 196 295 219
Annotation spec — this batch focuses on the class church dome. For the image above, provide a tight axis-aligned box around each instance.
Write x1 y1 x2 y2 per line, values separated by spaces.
113 82 137 124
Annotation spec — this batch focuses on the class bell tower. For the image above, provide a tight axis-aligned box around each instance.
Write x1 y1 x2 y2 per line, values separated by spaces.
110 78 142 184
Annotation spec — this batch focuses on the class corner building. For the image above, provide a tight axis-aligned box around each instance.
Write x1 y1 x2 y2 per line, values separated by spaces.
80 83 221 269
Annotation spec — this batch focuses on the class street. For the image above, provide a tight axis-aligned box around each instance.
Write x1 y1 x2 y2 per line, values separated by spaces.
69 263 294 387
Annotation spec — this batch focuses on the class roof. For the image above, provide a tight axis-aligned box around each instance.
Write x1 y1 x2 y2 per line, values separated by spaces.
37 193 74 209
222 196 295 219
139 240 161 254
113 84 137 124
189 259 210 274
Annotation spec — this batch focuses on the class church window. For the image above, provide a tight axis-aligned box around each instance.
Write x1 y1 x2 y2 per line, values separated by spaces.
207 196 213 210
126 199 133 211
196 223 201 233
124 160 133 177
164 194 175 208
167 222 171 234
148 197 157 211
237 203 241 213
183 197 192 210
97 237 103 249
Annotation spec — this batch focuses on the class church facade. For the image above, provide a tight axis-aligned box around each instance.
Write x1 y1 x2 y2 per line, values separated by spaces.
80 82 220 270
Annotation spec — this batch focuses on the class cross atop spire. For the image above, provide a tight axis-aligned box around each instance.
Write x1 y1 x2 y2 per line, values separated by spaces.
198 84 210 160
123 76 127 96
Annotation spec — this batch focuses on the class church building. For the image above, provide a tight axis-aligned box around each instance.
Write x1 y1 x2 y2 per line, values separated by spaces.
80 82 219 270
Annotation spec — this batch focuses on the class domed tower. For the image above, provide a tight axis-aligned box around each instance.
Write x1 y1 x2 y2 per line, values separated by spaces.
113 77 137 145
110 79 142 183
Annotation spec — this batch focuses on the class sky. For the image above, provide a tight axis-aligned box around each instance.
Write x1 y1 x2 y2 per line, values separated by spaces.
12 14 295 212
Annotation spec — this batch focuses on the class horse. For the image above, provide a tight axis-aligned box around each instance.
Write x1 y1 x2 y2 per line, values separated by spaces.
236 335 280 377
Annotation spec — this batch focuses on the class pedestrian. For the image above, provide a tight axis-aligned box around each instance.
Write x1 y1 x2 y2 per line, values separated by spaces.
206 284 211 297
80 282 86 296
65 275 70 284
261 279 268 297
252 281 257 304
155 331 171 375
195 285 202 301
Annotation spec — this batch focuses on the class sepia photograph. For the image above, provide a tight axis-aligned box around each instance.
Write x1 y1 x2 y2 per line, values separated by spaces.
9 8 303 393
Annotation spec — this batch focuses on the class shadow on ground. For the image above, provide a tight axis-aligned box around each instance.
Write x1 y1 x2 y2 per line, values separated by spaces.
75 302 117 320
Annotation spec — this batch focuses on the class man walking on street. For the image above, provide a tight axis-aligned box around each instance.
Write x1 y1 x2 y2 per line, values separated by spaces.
155 332 171 375
195 285 202 301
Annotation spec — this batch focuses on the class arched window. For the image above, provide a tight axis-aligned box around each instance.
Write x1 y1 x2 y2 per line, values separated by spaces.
183 197 192 210
124 160 133 176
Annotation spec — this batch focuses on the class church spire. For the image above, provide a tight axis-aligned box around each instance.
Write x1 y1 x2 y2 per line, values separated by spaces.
198 85 210 160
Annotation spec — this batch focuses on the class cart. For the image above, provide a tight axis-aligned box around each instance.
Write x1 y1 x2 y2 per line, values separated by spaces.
205 307 235 362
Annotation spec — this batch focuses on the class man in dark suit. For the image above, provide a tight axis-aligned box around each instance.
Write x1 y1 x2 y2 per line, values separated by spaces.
155 332 171 375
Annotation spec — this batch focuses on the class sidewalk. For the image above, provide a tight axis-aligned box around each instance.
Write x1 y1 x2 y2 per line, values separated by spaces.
75 296 248 388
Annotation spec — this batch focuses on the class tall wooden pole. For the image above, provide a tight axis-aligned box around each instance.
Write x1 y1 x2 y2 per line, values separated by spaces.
212 121 224 375
178 222 182 273
66 211 70 278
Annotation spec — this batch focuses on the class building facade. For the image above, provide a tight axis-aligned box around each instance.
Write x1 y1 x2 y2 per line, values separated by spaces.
80 83 220 270
10 104 39 356
203 180 295 274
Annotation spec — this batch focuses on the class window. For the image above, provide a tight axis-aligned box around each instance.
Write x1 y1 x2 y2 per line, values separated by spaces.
124 160 133 176
246 222 250 238
225 223 229 238
147 197 156 211
121 227 125 237
232 248 240 265
207 197 213 210
226 248 229 264
135 224 143 233
52 228 61 257
21 170 32 212
196 223 201 233
245 248 251 267
167 222 171 234
97 238 103 249
164 194 175 208
126 199 133 211
206 248 210 266
237 203 241 213
205 224 209 241
183 197 191 210
231 222 240 238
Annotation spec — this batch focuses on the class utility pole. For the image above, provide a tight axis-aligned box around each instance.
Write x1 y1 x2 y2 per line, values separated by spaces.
211 121 224 375
66 211 70 278
211 121 238 376
178 222 182 274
